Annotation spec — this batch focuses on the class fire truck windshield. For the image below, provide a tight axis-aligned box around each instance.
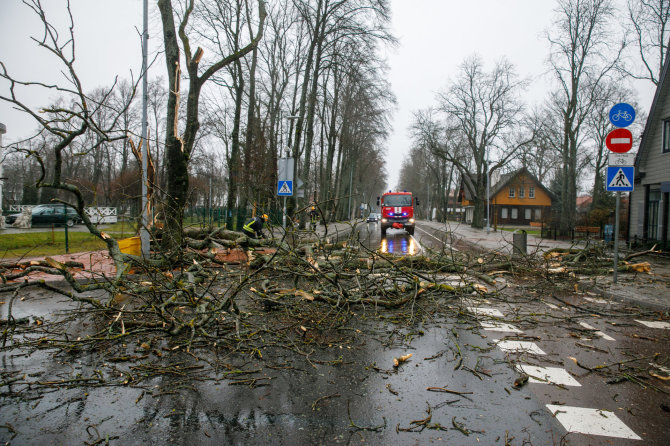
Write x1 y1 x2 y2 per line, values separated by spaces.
383 195 411 206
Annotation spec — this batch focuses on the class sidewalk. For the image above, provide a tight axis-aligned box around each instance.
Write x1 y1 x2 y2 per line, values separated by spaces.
1 221 359 284
419 220 579 254
418 220 670 312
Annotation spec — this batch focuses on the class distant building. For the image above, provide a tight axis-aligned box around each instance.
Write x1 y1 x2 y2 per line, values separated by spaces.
460 167 554 226
576 195 593 212
629 49 670 247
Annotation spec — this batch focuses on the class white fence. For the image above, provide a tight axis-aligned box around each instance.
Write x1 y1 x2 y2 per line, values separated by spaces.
8 205 118 224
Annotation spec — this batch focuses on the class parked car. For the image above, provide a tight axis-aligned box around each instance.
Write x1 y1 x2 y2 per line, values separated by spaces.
5 204 82 227
366 213 380 223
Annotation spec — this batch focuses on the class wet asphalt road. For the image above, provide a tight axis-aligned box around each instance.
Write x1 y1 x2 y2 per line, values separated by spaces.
1 221 668 445
361 221 670 445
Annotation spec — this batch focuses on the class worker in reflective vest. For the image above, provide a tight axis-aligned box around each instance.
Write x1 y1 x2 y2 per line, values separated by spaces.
309 206 318 231
243 214 268 239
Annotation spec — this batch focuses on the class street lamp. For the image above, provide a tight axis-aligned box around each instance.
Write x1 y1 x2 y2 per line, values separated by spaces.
486 151 491 234
0 122 6 213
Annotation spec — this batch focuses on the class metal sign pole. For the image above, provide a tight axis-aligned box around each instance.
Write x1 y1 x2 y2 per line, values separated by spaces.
283 196 287 229
613 191 620 283
606 103 636 284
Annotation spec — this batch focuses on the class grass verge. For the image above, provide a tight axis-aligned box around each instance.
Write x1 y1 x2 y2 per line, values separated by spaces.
499 227 541 236
0 228 138 259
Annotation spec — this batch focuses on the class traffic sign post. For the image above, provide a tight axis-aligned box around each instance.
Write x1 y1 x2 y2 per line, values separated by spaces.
278 156 294 228
605 128 633 153
606 166 634 191
277 181 293 195
608 103 635 127
607 103 636 284
608 153 635 166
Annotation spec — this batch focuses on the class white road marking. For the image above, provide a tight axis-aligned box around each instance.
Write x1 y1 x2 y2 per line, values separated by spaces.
545 405 641 440
467 307 504 317
579 321 615 341
414 226 457 251
650 363 670 374
516 364 581 386
583 296 608 304
409 235 424 255
635 320 670 329
480 321 523 333
461 297 491 306
494 340 546 355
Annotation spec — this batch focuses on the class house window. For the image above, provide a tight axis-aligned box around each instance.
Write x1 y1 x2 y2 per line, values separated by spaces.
511 208 518 219
535 208 542 220
519 187 525 198
525 208 531 220
509 187 515 198
501 208 508 219
529 187 535 198
647 189 661 239
664 120 670 153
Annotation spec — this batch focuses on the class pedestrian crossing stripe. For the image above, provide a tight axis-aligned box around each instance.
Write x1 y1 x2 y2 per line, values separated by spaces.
607 168 631 188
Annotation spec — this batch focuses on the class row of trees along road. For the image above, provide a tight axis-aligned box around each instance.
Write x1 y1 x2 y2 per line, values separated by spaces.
0 0 395 249
402 0 668 232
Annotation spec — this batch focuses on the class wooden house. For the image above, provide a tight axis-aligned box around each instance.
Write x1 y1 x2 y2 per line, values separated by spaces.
460 167 554 226
629 49 670 247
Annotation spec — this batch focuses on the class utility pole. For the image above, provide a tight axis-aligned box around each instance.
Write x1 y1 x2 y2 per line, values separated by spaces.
347 163 353 220
283 115 299 229
140 0 150 258
0 123 5 214
486 153 491 234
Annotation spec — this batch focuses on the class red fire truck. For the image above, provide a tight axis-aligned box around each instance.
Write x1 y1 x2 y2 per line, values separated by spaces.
376 191 419 237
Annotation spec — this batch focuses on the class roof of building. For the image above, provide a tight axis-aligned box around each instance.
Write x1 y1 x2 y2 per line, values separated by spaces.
461 167 555 202
634 39 670 172
576 195 592 208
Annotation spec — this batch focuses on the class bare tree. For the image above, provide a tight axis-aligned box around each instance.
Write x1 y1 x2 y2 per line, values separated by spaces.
626 0 670 85
156 0 266 249
519 108 563 184
547 0 623 233
438 55 531 228
0 0 134 277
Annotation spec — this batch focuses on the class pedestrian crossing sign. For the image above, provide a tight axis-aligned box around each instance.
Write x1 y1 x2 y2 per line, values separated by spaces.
277 180 293 196
606 166 634 191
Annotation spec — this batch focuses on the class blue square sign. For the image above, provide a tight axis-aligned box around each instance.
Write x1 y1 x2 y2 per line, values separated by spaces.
606 166 634 192
277 180 293 196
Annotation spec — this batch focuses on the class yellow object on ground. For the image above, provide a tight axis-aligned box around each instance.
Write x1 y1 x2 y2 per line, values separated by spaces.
118 236 141 256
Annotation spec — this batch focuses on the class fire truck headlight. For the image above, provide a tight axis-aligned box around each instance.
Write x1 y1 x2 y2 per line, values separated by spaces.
381 218 388 223
409 218 415 224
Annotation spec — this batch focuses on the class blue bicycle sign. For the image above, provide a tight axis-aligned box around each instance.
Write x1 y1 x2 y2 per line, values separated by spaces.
608 103 635 128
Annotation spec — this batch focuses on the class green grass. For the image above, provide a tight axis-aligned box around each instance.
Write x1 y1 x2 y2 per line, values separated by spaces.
0 231 108 259
100 220 138 238
499 227 541 236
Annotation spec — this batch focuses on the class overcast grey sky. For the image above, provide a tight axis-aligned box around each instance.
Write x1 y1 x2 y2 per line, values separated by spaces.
0 0 657 190
385 0 655 189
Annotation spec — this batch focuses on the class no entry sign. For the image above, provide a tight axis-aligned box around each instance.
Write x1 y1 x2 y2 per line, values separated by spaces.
606 128 633 153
